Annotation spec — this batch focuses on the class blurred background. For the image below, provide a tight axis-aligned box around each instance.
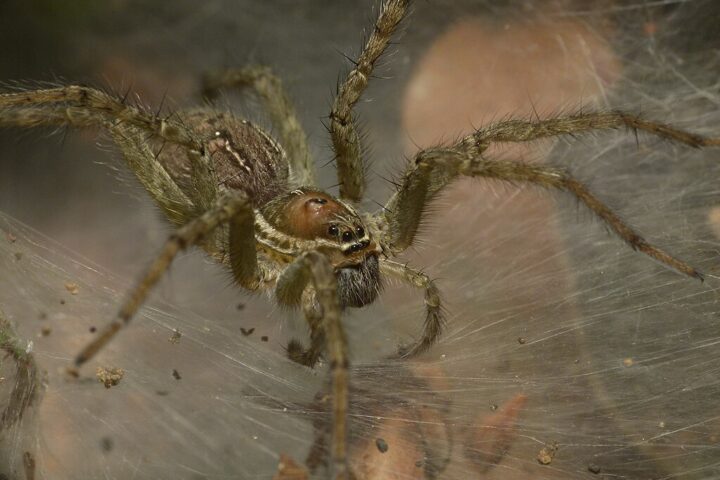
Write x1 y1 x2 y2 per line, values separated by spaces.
2 0 720 478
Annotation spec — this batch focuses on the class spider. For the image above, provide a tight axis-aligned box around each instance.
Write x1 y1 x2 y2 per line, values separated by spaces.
1 0 719 478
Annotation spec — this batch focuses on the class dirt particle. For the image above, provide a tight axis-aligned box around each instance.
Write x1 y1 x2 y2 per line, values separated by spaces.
172 369 181 380
96 367 124 388
64 282 80 295
537 442 558 465
100 436 114 452
14 251 22 261
40 326 51 337
240 327 255 336
261 335 269 342
168 329 182 344
588 463 601 474
375 437 389 453
6 232 17 243
237 303 246 311
89 326 97 333
517 337 526 344
623 358 634 367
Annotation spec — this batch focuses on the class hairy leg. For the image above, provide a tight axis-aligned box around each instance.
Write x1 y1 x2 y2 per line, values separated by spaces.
202 66 314 188
275 251 350 480
384 150 706 279
0 86 200 150
0 93 208 232
0 91 242 271
382 111 720 279
380 260 444 358
72 193 257 369
109 123 196 227
275 259 329 368
470 111 720 150
285 292 325 369
0 106 106 129
330 0 409 202
0 93 226 254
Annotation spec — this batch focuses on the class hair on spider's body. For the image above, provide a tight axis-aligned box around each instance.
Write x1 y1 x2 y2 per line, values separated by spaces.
1 0 719 478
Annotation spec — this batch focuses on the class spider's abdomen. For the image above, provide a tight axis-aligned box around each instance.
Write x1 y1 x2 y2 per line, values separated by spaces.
159 110 289 206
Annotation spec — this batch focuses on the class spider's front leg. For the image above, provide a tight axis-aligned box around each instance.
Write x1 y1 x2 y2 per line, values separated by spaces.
330 0 410 202
275 251 350 480
383 113 720 281
72 192 260 369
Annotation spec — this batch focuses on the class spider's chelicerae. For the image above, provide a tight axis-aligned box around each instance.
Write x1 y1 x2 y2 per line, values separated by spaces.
2 0 720 478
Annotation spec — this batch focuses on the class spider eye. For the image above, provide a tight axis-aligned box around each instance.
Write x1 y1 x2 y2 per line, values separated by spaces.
328 225 339 236
342 231 353 243
356 226 365 237
309 197 327 204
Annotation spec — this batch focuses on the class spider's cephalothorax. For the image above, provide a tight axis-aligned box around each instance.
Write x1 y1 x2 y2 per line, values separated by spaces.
2 0 719 477
257 188 383 308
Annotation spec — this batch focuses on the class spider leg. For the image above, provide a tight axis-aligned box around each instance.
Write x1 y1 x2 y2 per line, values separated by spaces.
283 296 326 369
73 193 260 368
330 0 410 202
384 111 720 254
109 123 196 227
470 111 720 149
0 86 200 150
0 99 225 250
383 114 719 278
0 105 106 129
202 66 315 188
275 255 337 369
380 259 444 358
275 251 350 480
1 97 238 270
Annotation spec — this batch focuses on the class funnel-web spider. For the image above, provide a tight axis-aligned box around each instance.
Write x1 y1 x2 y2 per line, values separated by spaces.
1 0 719 478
